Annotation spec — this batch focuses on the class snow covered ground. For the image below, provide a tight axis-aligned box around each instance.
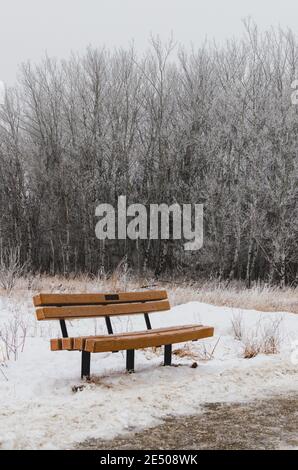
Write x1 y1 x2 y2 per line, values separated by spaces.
0 295 297 449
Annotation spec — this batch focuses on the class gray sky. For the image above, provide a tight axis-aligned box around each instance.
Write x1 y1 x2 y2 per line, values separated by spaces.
0 0 298 85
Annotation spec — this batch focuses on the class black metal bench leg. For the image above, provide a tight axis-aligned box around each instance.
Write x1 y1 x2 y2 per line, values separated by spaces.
164 344 172 366
81 351 91 379
126 349 135 373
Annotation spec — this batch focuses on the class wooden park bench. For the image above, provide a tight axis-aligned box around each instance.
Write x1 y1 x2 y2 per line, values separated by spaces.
33 290 214 379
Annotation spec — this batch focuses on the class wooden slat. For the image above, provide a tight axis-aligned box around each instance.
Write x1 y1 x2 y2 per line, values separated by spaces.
36 300 170 321
33 290 167 307
60 324 203 351
50 338 62 351
61 338 74 350
85 326 214 353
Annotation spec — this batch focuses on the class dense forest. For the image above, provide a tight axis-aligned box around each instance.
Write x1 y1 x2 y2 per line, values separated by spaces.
0 22 297 285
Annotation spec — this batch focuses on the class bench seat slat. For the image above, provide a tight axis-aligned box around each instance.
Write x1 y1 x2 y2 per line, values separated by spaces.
37 300 170 320
50 324 204 351
50 338 62 351
62 338 74 350
85 326 214 353
33 290 167 307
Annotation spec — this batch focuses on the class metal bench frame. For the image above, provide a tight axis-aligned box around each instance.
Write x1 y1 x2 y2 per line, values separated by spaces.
58 312 164 378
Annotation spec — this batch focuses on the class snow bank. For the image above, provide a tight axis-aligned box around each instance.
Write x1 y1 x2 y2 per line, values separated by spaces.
0 297 297 449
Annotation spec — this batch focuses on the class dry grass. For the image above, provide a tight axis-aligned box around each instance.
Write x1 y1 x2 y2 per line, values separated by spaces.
259 318 282 355
242 317 282 359
0 309 28 364
195 338 221 361
0 273 297 315
231 313 244 341
167 282 298 314
173 338 220 362
243 339 261 359
173 345 198 360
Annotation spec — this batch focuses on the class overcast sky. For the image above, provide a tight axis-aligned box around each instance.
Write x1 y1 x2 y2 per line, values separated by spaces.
0 0 298 85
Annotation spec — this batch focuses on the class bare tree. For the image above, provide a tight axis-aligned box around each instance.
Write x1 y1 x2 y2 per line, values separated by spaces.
0 24 297 284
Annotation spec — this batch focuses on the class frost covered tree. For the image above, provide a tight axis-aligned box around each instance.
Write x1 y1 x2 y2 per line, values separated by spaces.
0 23 297 285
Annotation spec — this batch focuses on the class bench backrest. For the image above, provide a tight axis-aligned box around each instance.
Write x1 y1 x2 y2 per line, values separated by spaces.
33 290 170 321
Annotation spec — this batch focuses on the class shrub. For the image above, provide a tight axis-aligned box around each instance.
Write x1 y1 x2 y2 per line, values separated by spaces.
0 247 27 293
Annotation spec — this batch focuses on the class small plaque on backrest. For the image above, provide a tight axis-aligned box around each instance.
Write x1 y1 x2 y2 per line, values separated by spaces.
105 294 119 301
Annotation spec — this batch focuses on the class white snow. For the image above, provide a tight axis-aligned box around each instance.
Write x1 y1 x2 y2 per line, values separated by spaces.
0 296 297 449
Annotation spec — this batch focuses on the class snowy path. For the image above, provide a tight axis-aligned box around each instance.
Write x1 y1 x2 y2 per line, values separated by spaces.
78 393 298 450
